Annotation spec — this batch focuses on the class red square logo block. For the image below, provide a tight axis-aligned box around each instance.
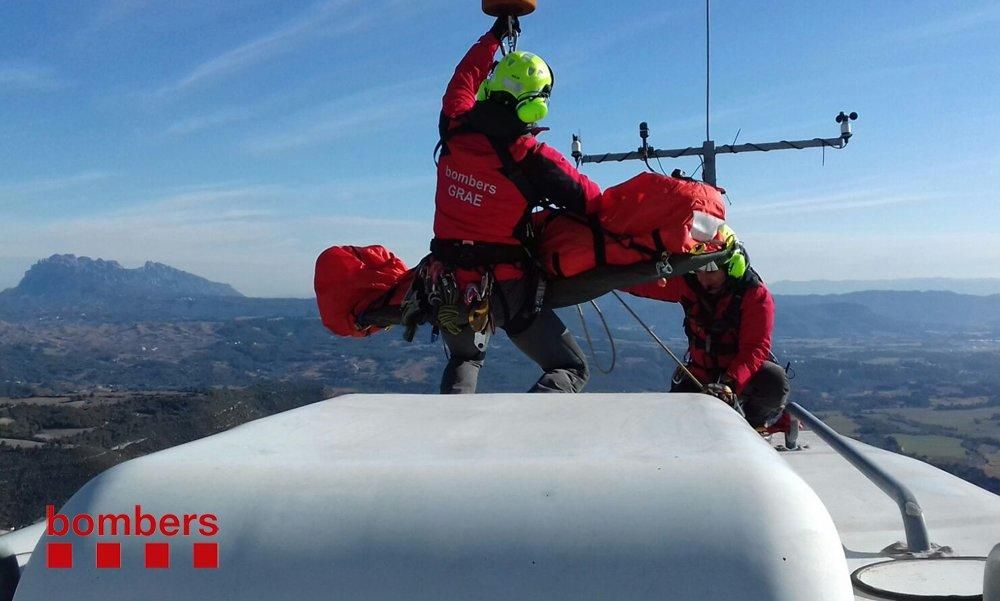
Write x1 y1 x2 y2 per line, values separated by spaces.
96 542 121 569
145 543 170 569
46 543 73 569
192 542 218 569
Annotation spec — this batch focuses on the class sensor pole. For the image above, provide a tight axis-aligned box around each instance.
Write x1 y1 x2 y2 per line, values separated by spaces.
573 112 858 187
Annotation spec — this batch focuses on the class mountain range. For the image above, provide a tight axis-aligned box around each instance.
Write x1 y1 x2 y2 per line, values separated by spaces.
2 255 1000 338
0 255 313 322
770 278 1000 296
14 254 242 299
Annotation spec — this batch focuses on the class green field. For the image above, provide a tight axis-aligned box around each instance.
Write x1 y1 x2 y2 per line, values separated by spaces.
981 449 1000 479
891 434 968 461
886 407 1000 439
930 396 990 408
862 412 924 434
815 413 859 436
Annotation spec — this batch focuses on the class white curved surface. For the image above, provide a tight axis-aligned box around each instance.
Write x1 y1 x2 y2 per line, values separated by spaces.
985 543 1000 601
0 523 45 570
780 431 1000 600
14 393 853 601
853 558 984 597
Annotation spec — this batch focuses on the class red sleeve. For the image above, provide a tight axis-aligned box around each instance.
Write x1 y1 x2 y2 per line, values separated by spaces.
517 140 602 214
726 285 774 393
624 276 687 303
442 32 500 119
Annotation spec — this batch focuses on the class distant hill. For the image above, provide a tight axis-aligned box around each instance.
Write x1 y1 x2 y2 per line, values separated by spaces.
574 290 1000 340
2 255 999 335
13 254 242 298
770 278 1000 296
0 255 314 322
775 290 1000 332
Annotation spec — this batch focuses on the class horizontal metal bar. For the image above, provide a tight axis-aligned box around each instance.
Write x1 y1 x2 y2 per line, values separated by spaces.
787 402 932 553
579 136 848 165
718 137 847 154
579 146 702 164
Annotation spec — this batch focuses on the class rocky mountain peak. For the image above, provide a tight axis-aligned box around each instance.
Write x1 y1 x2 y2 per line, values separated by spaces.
11 254 243 299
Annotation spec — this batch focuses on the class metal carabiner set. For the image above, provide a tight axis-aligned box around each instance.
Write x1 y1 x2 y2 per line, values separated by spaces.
482 0 535 52
404 257 498 340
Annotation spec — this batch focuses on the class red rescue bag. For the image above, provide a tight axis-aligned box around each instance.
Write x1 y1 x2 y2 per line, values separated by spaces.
534 173 728 278
534 211 649 278
314 245 410 337
595 172 726 254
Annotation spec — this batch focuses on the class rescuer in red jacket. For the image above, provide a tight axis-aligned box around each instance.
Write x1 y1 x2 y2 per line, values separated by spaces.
429 17 601 394
629 248 790 429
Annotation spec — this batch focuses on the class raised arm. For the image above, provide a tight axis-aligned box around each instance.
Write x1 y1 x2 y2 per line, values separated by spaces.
442 32 501 119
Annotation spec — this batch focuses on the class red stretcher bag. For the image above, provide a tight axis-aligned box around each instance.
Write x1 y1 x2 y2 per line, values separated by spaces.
534 211 649 278
314 245 410 337
595 172 727 254
535 173 728 278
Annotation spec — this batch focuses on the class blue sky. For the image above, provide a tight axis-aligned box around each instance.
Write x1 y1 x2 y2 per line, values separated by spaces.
1 0 998 297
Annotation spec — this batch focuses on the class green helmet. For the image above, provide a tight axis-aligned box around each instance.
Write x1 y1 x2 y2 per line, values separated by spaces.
719 225 748 278
695 224 748 278
477 51 553 124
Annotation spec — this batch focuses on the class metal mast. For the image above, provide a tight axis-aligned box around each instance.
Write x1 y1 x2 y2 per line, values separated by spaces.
570 0 858 187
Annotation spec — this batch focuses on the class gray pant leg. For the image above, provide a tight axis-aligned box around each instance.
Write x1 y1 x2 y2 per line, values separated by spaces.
506 308 589 393
439 328 490 394
740 361 791 428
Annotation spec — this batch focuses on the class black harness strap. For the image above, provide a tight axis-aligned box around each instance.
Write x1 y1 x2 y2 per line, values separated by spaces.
683 269 763 367
588 213 607 267
434 113 452 164
651 229 667 253
550 253 565 279
485 136 547 243
429 239 528 268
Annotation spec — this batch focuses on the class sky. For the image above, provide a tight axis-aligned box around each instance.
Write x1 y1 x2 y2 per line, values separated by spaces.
1 0 998 297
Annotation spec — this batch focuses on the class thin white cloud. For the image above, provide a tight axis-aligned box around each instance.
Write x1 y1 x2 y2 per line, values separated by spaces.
133 175 436 213
732 189 932 216
118 185 288 215
154 0 369 97
0 171 112 196
0 64 66 92
746 230 1000 283
243 98 425 154
148 180 263 196
312 174 437 202
550 9 678 71
242 76 438 154
888 3 1000 44
86 0 153 30
165 106 258 136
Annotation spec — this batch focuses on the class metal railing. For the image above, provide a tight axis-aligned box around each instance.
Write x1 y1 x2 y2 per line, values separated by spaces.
787 402 932 553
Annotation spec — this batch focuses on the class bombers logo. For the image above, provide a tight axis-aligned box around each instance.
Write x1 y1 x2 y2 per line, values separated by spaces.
44 504 220 569
444 165 497 207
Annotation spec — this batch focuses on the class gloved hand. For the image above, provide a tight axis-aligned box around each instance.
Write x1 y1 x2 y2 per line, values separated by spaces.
490 15 520 42
703 382 738 407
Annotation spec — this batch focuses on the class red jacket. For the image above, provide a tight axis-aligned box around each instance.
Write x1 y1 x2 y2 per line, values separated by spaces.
434 32 601 263
628 271 774 393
